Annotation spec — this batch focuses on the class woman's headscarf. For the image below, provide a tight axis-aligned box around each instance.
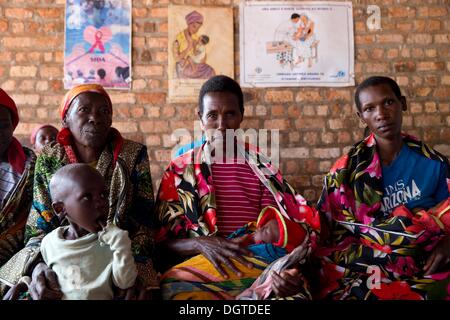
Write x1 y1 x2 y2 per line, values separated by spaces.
57 84 123 166
185 10 203 25
59 84 112 121
0 89 26 174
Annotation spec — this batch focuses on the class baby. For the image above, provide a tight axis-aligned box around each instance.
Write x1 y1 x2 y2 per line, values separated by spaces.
160 206 307 300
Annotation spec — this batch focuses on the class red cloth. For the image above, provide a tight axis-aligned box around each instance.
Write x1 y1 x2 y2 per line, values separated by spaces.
0 88 26 174
0 88 19 129
57 127 123 167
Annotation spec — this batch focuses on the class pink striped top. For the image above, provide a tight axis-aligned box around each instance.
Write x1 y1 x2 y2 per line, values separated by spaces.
211 160 278 236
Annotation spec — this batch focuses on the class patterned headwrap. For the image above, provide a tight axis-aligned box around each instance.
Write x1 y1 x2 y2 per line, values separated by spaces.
185 10 203 25
0 88 26 174
57 84 123 166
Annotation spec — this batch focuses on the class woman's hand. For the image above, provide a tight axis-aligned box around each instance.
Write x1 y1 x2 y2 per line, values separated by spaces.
271 268 304 298
28 262 63 300
424 236 450 276
194 236 254 279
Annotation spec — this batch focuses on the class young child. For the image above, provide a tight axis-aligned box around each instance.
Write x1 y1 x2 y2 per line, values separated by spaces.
160 206 308 300
180 35 210 74
30 124 58 154
39 163 137 300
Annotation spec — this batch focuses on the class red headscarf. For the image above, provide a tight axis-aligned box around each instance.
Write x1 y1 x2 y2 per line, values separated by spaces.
0 88 26 174
57 84 123 166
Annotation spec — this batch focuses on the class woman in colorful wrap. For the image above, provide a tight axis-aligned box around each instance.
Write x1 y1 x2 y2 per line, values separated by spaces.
155 75 320 300
314 76 450 300
2 84 157 300
0 89 36 297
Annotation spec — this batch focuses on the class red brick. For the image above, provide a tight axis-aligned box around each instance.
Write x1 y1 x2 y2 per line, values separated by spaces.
271 105 285 116
312 148 341 159
434 87 450 99
388 7 416 18
5 8 33 19
303 132 318 145
264 119 290 130
281 148 309 159
296 118 325 130
376 34 404 43
0 19 8 32
10 66 37 77
296 90 321 102
150 7 168 18
136 93 166 104
140 120 170 133
414 115 442 127
36 8 62 19
265 90 293 103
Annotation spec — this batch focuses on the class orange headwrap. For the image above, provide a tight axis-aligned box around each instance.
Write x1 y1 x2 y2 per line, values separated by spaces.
59 84 112 120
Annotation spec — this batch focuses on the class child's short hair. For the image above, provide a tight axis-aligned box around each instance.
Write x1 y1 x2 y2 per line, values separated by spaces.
200 35 209 45
355 76 403 112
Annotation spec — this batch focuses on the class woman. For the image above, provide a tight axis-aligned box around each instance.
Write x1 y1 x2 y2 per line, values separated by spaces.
2 84 157 300
155 76 320 299
0 89 36 297
315 76 450 300
173 10 215 79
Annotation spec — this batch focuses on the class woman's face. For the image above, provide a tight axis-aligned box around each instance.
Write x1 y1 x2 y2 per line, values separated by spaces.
188 22 202 35
357 84 406 141
199 91 243 143
63 92 112 149
0 106 14 158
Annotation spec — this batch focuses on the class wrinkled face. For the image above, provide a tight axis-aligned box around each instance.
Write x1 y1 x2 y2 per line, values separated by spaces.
0 106 14 159
254 219 280 245
64 92 112 149
34 126 58 154
357 84 406 141
188 22 202 34
62 170 108 234
199 91 243 142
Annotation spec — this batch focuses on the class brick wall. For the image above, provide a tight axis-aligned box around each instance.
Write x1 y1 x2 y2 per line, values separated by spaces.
0 0 449 202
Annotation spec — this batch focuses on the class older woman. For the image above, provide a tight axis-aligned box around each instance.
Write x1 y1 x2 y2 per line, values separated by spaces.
155 75 319 299
173 10 215 79
315 76 450 300
2 84 156 300
0 89 36 297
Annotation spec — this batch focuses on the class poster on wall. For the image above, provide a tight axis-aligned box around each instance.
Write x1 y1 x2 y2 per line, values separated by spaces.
63 0 132 89
168 5 234 103
240 1 354 87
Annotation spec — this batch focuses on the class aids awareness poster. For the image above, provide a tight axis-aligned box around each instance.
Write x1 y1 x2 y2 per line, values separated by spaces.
240 1 354 87
168 5 234 103
63 0 132 89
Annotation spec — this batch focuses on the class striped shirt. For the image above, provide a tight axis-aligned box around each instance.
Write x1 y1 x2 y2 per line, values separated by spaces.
0 161 22 210
211 160 278 236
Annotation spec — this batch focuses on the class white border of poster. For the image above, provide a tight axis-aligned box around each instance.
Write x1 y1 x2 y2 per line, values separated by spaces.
240 1 354 87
